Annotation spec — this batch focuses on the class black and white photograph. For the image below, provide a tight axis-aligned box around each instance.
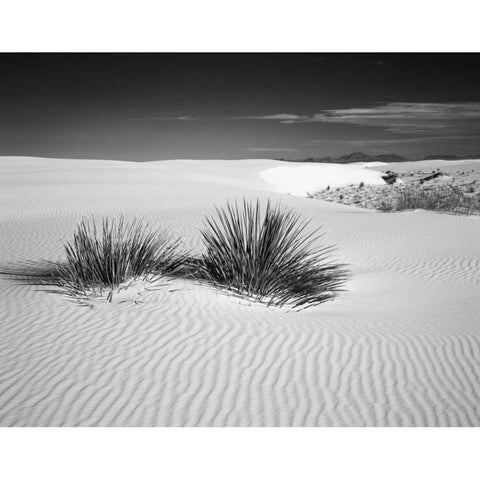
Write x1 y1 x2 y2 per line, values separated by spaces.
1 2 479 479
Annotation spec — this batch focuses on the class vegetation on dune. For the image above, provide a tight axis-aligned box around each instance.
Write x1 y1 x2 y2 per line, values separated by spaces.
0 216 186 302
1 202 348 309
194 199 347 309
377 185 480 215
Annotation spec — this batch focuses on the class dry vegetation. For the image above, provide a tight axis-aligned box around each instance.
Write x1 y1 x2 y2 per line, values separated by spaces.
0 217 186 302
377 185 480 215
1 202 347 308
312 181 480 216
194 199 347 309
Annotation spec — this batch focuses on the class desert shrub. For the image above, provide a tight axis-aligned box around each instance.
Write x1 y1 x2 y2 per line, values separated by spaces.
376 199 395 212
396 187 480 214
378 186 480 215
0 216 186 301
194 199 347 309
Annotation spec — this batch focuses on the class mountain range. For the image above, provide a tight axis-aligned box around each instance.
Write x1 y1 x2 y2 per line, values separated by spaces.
277 152 480 164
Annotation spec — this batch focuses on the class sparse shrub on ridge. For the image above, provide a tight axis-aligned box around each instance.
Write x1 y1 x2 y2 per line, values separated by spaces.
0 216 186 302
194 198 347 309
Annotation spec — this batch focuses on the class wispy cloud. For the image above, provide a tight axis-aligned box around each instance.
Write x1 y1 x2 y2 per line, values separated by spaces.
130 103 480 138
234 113 308 121
269 102 480 135
128 114 201 122
134 113 308 122
305 134 480 146
151 115 199 121
303 103 480 134
236 103 480 136
244 147 298 152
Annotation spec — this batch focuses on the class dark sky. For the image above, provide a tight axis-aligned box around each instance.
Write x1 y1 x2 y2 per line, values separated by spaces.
1 53 479 160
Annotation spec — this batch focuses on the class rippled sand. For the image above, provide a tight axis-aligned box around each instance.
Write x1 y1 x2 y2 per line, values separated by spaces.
1 157 479 426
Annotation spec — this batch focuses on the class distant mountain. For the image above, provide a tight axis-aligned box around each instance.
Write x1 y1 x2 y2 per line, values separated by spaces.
423 154 460 160
370 154 412 163
336 152 374 163
423 154 480 160
277 151 480 164
337 152 411 163
277 151 411 164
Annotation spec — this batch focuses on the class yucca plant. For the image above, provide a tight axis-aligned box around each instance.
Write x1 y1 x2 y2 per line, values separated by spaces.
195 199 347 309
1 216 186 301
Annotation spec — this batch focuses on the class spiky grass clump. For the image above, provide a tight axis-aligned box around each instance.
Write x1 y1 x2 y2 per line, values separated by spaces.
196 199 347 309
1 216 186 301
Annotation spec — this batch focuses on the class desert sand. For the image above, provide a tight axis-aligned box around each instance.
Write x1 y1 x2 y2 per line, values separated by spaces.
1 156 479 426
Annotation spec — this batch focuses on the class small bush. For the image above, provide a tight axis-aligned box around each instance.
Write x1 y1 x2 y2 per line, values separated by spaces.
195 199 347 309
376 199 395 212
1 216 186 301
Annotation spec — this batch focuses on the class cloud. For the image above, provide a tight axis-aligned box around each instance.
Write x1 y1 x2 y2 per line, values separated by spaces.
130 103 480 138
238 103 480 136
128 114 201 122
305 134 480 146
151 115 199 121
234 113 308 121
227 103 480 136
244 147 298 152
135 113 307 122
292 102 480 134
131 113 306 122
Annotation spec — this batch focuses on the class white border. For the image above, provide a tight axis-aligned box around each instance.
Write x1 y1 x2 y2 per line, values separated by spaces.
1 2 479 479
1 0 480 52
1 428 479 480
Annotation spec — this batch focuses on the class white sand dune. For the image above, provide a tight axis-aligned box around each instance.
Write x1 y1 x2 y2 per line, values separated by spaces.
351 161 389 168
259 163 386 196
1 157 480 426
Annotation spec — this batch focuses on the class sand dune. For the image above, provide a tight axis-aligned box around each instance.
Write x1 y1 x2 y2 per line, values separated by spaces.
1 157 480 426
351 161 389 168
259 163 386 196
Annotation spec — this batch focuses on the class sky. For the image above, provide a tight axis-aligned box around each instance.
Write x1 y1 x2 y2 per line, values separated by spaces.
1 53 479 160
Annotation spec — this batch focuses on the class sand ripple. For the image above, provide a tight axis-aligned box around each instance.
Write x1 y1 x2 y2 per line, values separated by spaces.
1 157 479 426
